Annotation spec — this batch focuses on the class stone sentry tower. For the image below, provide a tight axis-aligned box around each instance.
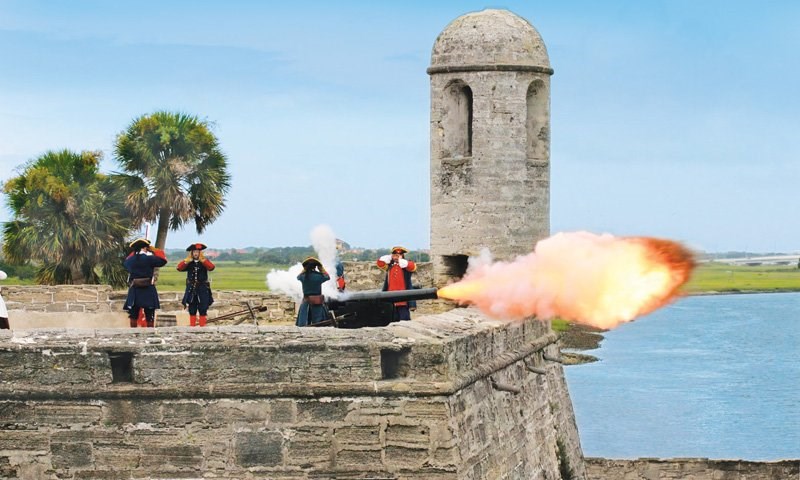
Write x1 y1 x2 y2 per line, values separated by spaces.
429 9 553 286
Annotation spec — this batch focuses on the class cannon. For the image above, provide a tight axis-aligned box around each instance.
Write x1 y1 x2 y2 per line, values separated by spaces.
314 288 438 328
207 302 268 326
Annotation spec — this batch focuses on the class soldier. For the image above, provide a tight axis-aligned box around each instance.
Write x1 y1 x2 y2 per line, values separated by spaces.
335 261 346 292
123 238 168 328
296 256 331 326
335 244 346 292
177 243 216 327
377 246 417 321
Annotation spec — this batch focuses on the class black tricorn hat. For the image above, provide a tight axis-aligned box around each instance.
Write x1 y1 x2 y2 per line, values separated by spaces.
129 238 151 251
186 243 208 252
302 256 322 268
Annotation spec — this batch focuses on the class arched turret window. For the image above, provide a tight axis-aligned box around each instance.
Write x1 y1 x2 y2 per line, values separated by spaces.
442 81 473 158
526 79 549 160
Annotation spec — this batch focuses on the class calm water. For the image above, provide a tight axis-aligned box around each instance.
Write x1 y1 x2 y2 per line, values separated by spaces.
564 292 800 460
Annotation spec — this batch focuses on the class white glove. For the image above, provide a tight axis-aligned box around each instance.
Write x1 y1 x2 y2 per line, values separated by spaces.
398 259 408 268
379 255 392 263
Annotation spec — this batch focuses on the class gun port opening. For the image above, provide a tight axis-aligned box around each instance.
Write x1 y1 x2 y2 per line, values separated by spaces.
108 352 134 383
443 254 469 279
381 348 411 379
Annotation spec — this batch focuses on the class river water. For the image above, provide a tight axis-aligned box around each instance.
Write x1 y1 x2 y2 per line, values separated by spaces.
564 292 800 460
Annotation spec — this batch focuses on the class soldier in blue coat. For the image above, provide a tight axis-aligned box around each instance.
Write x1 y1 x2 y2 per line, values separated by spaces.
177 243 216 327
296 256 331 326
123 238 168 328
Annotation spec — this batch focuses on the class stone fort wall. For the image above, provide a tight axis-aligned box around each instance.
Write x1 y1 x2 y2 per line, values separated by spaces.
1 261 437 326
0 309 585 479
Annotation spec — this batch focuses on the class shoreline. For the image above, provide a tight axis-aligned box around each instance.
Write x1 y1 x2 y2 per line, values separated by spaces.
688 288 800 296
558 323 606 365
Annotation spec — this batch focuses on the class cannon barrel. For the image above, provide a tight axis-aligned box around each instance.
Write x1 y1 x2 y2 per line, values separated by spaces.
320 288 439 328
328 287 438 306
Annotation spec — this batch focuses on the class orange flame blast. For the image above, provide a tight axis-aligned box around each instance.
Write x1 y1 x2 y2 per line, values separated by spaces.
437 232 696 329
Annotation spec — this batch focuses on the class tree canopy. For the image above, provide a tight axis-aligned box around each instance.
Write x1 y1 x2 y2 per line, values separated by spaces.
2 150 130 285
113 111 231 250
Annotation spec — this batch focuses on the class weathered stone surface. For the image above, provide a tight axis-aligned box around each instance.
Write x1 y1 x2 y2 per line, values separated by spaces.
34 404 102 425
4 288 53 303
0 430 49 451
4 285 299 324
0 309 584 478
235 431 284 467
0 456 18 479
205 399 269 424
286 426 332 468
385 423 429 447
334 446 383 468
54 287 102 303
74 470 137 479
384 445 429 469
297 400 350 423
429 10 552 287
397 470 457 480
51 441 93 469
45 302 70 312
270 400 297 424
334 425 381 446
93 442 140 469
102 399 162 425
0 401 35 424
140 444 203 469
161 401 205 425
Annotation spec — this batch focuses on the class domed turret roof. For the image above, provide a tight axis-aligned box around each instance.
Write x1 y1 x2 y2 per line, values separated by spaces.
429 9 551 73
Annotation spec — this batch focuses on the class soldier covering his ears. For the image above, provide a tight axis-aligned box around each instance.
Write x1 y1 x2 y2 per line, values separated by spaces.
296 256 331 326
123 238 168 328
176 243 216 327
377 246 417 321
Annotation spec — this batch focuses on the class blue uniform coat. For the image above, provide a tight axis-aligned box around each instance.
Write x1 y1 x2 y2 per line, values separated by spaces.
123 250 168 311
296 269 330 326
177 258 215 312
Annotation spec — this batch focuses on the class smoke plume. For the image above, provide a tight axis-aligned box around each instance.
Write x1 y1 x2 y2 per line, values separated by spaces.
266 224 343 301
437 231 696 329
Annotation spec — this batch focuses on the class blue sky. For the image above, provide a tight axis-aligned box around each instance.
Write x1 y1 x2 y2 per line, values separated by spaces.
1 1 798 252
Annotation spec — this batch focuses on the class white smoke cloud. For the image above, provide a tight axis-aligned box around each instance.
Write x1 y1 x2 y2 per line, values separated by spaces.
311 224 338 268
311 224 343 300
266 224 343 301
266 264 304 302
467 247 494 272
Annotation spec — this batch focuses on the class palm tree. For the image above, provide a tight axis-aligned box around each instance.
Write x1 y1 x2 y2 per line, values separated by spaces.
113 111 231 250
2 150 131 285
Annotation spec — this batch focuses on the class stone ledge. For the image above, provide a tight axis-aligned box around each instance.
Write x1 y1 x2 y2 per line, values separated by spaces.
0 310 554 400
585 457 800 480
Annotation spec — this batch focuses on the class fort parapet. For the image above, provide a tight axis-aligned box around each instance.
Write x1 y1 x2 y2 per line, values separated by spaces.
0 309 585 479
0 262 436 327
